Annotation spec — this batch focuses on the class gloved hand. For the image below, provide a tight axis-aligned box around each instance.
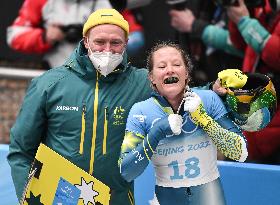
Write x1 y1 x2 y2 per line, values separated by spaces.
183 91 210 127
184 91 202 113
168 114 183 135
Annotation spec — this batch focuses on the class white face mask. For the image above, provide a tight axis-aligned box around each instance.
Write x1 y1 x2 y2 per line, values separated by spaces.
88 49 123 77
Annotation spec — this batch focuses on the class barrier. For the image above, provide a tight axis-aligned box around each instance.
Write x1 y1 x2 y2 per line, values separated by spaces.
218 161 280 205
134 161 280 205
0 144 18 205
0 67 44 79
1 144 280 205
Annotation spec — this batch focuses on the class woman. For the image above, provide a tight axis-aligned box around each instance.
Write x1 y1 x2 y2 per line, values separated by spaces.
118 42 248 205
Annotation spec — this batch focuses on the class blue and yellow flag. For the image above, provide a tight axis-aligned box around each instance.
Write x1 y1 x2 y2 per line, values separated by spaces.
21 143 110 205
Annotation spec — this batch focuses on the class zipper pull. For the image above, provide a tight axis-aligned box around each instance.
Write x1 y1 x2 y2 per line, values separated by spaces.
105 106 108 117
82 104 86 114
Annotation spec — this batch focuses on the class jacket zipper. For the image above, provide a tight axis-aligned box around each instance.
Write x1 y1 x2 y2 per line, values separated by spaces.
79 104 86 154
89 72 99 174
103 107 108 155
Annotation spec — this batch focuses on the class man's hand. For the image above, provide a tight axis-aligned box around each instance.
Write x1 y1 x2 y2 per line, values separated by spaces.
168 114 183 135
227 0 249 24
184 91 202 113
45 23 65 45
169 9 195 33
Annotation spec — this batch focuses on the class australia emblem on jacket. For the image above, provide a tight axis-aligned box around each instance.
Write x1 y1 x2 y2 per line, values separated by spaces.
113 106 126 125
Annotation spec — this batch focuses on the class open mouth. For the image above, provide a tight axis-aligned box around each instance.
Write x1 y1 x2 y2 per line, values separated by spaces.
164 76 179 84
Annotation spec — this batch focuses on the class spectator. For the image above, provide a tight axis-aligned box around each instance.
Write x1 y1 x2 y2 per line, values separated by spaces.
6 0 147 69
168 0 243 84
211 0 280 164
119 42 248 205
122 9 145 57
7 8 152 205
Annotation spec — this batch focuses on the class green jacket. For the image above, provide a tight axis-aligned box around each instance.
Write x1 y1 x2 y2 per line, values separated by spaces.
8 40 152 205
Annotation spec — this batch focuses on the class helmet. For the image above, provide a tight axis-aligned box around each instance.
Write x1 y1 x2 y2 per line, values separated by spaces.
225 73 277 132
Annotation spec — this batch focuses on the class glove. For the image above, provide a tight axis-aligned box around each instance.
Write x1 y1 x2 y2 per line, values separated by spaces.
168 114 183 135
184 91 201 113
218 69 247 89
184 91 210 127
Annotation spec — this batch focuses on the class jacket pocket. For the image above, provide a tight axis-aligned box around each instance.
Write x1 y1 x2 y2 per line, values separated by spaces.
79 104 86 154
103 106 108 155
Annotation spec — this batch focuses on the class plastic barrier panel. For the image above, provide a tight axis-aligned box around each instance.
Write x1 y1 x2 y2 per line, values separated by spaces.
135 161 280 205
0 144 18 205
1 144 280 205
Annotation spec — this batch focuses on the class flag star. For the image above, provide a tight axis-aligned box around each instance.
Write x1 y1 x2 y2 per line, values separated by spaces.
25 192 44 205
75 177 99 205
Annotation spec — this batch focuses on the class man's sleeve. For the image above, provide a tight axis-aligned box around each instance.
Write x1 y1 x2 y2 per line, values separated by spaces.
228 20 247 51
202 24 244 57
7 77 47 200
259 21 280 72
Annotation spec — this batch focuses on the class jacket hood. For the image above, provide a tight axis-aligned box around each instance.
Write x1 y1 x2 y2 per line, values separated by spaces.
64 40 130 80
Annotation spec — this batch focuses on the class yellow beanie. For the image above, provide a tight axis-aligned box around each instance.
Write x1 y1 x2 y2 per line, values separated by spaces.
83 8 129 37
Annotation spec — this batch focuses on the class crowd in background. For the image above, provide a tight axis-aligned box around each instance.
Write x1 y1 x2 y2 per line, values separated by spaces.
2 0 280 166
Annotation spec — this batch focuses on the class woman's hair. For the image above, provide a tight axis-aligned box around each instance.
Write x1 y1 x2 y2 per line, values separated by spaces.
146 41 193 75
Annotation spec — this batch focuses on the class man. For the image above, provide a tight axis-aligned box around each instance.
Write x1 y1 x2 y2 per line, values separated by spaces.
172 0 280 164
167 0 244 84
8 8 151 205
6 0 146 69
217 0 280 164
6 0 109 69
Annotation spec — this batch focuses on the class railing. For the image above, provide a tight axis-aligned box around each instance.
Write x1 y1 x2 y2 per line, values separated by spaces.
0 67 45 79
